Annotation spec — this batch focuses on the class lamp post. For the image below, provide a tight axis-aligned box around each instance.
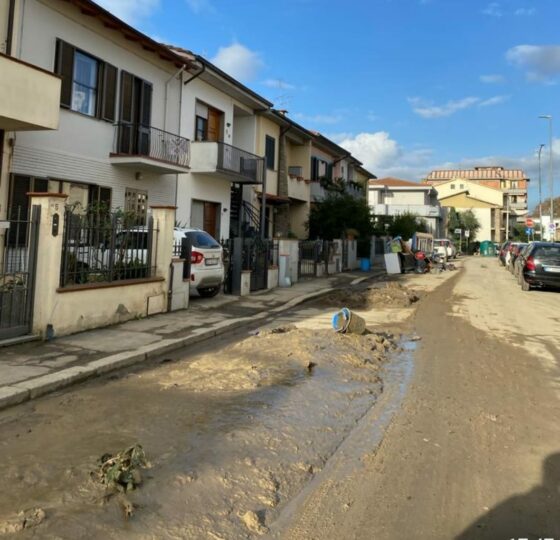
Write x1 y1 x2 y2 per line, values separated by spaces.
538 143 545 239
539 115 553 240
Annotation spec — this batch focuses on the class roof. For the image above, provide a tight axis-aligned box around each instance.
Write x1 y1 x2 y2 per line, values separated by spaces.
62 0 196 69
425 167 528 181
166 45 272 109
369 177 431 188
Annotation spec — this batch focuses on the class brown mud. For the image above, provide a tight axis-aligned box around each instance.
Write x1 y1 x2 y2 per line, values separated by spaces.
0 326 399 539
318 282 421 310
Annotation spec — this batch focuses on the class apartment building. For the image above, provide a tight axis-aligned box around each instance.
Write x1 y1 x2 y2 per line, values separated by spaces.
2 0 193 226
424 166 529 241
368 177 443 235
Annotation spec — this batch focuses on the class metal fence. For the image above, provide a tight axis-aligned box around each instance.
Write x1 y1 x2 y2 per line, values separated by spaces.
298 239 335 278
217 141 265 184
60 208 158 287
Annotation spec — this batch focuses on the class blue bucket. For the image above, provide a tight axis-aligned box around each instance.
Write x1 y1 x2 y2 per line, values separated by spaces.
360 258 371 272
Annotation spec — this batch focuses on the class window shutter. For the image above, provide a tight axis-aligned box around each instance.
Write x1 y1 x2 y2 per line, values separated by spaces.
140 80 152 127
101 63 118 122
55 39 74 108
119 71 134 123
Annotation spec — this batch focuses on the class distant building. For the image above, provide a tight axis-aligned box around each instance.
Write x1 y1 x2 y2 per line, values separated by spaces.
423 167 529 242
368 177 443 236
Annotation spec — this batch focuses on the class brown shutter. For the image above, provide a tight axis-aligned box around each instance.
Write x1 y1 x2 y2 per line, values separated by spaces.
119 71 134 122
101 63 118 122
55 39 74 108
140 80 152 126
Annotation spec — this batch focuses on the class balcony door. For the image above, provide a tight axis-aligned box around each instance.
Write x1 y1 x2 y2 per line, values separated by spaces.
119 71 152 156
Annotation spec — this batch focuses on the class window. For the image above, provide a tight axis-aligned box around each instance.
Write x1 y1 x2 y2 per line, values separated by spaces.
265 135 276 170
55 39 117 121
194 101 223 142
310 156 333 181
450 184 456 190
124 188 148 225
459 184 464 189
195 116 208 141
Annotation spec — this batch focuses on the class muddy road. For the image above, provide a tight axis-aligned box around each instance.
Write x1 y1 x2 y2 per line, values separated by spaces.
283 258 560 540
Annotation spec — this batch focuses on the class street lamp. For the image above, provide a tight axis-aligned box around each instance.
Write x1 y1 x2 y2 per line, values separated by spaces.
539 115 553 240
538 143 545 239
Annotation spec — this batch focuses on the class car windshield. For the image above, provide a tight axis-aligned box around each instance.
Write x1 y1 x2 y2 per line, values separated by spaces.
434 240 448 247
534 245 560 259
184 231 220 249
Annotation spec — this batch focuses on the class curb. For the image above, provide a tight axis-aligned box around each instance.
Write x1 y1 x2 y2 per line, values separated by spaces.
0 271 384 412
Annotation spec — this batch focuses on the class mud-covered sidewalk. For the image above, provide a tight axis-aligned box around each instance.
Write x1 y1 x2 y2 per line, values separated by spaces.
0 264 460 538
0 272 380 411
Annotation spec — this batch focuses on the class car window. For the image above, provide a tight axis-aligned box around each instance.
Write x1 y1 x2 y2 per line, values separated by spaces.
185 231 220 249
534 245 560 258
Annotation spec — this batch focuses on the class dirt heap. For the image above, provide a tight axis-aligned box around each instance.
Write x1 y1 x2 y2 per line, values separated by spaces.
161 327 400 393
320 282 420 309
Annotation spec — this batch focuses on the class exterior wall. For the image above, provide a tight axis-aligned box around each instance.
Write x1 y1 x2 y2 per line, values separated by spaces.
289 201 310 238
434 180 503 206
232 115 256 153
254 116 280 196
287 141 311 179
387 189 427 205
176 173 230 240
472 208 492 241
11 0 182 208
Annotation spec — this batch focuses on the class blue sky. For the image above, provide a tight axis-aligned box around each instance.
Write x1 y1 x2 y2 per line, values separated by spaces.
98 0 559 210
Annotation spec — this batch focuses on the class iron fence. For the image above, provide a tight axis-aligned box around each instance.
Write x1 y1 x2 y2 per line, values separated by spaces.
60 208 158 287
113 122 190 168
298 239 336 278
217 142 265 184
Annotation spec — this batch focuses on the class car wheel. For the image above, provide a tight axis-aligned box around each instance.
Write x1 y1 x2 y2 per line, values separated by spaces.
521 274 531 291
198 286 221 298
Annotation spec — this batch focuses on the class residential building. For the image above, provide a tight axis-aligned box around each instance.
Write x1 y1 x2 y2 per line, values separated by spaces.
3 0 192 225
368 177 443 235
431 179 504 242
310 132 367 203
423 166 529 241
168 47 272 241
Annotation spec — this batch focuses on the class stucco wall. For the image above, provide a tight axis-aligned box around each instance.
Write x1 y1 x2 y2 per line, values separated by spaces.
287 141 311 179
289 201 310 238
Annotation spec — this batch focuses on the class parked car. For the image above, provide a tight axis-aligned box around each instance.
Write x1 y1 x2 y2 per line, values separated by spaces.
174 228 225 297
498 241 511 266
507 242 527 273
434 239 457 260
513 243 532 279
518 242 560 291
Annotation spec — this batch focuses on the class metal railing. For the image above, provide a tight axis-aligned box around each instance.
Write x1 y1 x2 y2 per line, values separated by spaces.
217 142 265 184
113 122 190 168
60 208 158 287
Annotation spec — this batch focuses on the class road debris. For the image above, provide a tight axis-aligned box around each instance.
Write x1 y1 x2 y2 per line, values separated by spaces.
241 510 268 535
320 282 420 309
0 507 45 535
93 444 149 494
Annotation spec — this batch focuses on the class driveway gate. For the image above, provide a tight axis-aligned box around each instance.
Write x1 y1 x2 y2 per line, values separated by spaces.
0 205 40 340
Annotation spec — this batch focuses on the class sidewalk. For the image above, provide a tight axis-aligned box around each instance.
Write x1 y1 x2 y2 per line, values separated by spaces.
0 271 381 410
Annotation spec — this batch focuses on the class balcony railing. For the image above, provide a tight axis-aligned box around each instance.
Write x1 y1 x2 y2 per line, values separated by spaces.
113 123 190 168
216 142 264 184
372 203 442 218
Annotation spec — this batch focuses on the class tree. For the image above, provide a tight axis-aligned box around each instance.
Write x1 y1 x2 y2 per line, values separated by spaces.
307 192 374 240
387 212 428 239
447 208 481 241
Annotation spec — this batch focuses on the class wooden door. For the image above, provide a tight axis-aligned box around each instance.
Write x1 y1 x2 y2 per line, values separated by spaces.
203 202 219 239
207 108 222 142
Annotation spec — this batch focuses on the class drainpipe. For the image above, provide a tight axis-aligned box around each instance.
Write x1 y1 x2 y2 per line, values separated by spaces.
183 61 206 86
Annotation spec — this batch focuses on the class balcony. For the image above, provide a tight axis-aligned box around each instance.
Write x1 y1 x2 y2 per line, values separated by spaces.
505 188 526 195
509 201 527 210
288 174 310 202
110 123 190 174
190 141 264 184
372 203 442 218
0 53 60 131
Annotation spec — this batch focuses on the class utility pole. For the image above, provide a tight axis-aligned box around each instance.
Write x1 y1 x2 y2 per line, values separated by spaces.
538 143 545 239
539 115 553 240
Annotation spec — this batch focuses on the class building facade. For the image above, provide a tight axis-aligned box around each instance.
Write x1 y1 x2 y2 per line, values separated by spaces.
424 166 529 242
368 177 443 236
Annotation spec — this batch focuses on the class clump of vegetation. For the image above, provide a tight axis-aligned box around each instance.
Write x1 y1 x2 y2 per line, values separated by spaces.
93 444 149 494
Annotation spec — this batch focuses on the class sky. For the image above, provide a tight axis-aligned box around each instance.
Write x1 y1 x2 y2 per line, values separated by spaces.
96 0 560 211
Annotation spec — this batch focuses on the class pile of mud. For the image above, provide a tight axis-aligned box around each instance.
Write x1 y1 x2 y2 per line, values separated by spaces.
161 327 400 393
319 282 420 309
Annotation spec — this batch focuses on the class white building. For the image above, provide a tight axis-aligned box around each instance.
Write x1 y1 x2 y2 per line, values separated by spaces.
368 177 443 235
3 0 193 222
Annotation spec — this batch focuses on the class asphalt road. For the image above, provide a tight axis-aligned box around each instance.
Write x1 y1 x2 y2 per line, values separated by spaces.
282 257 560 540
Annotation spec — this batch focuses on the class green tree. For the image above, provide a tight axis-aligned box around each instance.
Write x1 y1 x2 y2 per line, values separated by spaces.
459 209 481 241
386 212 428 239
307 192 374 240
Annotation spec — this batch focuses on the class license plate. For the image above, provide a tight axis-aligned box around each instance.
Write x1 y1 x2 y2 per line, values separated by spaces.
205 258 219 266
544 266 560 273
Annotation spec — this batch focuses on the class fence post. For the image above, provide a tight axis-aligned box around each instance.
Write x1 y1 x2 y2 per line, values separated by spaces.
150 206 176 311
28 193 68 338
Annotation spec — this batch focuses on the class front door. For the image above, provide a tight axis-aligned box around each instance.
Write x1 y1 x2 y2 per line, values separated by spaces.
207 108 222 142
203 202 219 239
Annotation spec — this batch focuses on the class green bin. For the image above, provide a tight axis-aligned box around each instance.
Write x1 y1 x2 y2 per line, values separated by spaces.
480 240 496 257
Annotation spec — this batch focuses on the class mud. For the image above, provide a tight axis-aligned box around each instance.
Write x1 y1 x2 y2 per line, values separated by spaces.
319 282 421 309
0 327 398 539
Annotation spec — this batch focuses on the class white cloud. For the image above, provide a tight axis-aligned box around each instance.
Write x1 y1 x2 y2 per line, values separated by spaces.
408 96 480 118
506 45 560 83
262 79 295 90
185 0 215 14
95 0 159 23
515 7 536 16
409 94 508 118
479 95 510 106
210 43 264 82
480 74 506 84
293 112 342 125
482 2 502 17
